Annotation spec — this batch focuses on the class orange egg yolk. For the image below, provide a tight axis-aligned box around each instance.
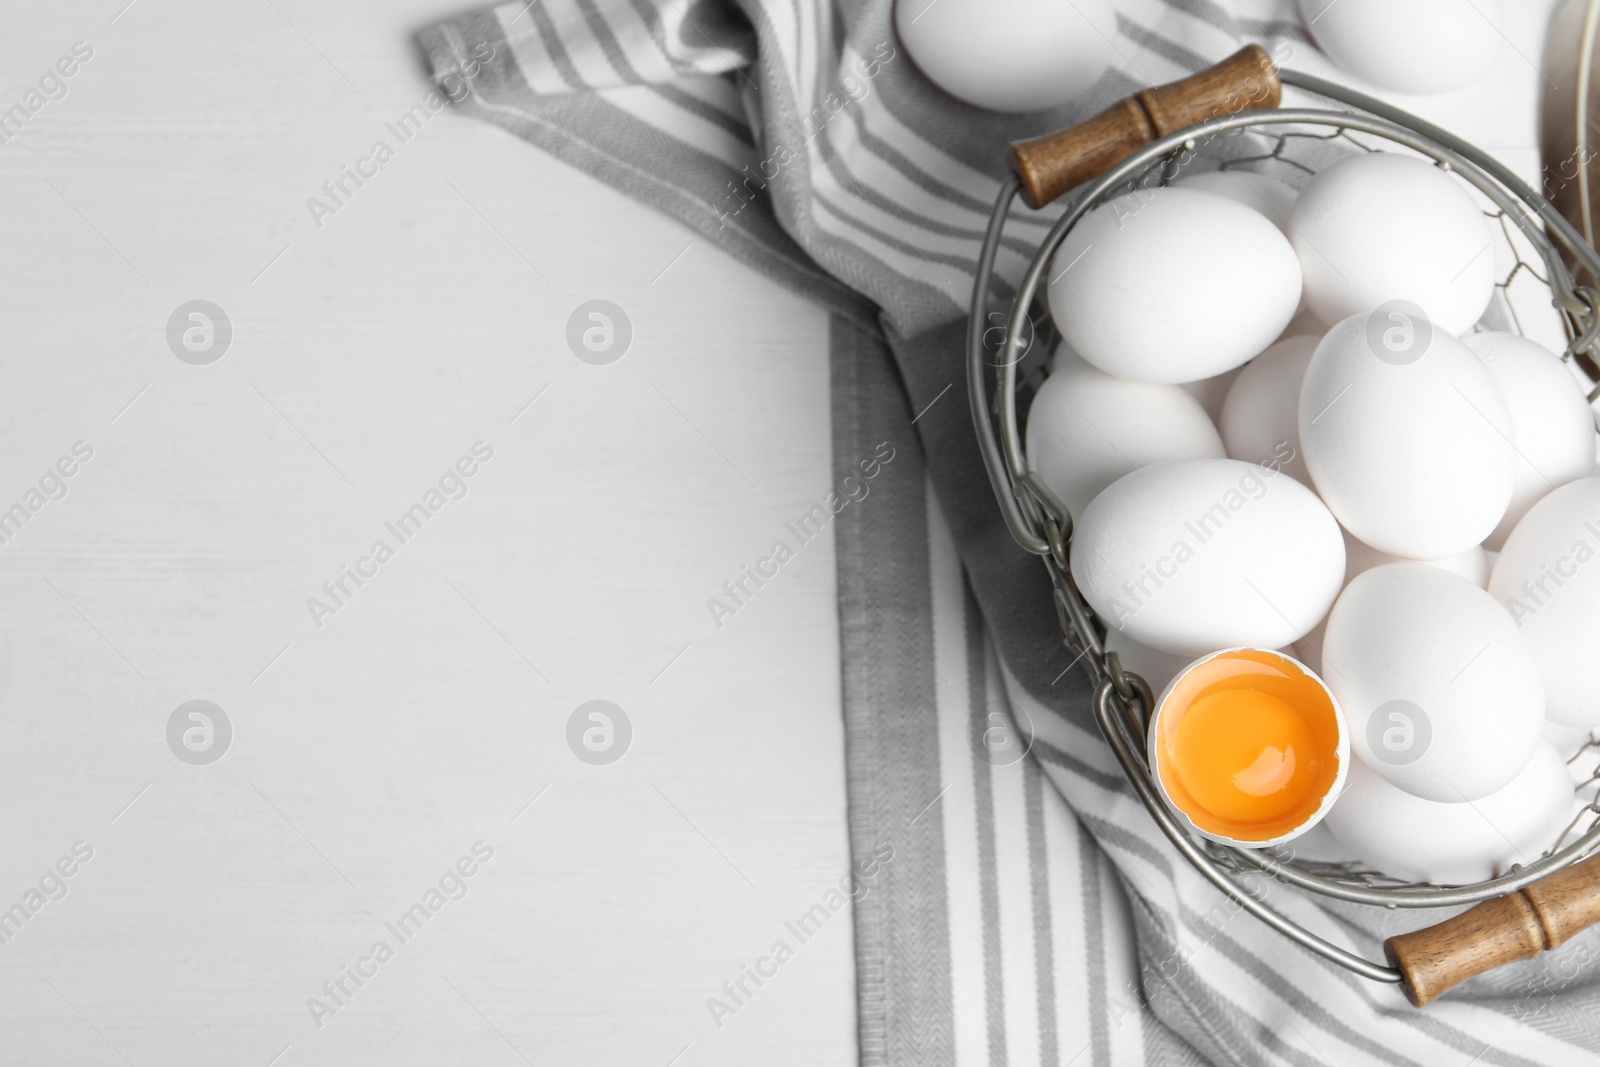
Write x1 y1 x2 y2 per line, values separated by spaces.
1154 649 1341 843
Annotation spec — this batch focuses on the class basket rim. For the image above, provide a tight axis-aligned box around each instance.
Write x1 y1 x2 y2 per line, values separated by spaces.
966 69 1600 936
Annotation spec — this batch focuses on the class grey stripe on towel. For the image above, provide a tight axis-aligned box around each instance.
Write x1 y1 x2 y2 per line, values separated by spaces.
419 1 1600 1063
832 313 956 1067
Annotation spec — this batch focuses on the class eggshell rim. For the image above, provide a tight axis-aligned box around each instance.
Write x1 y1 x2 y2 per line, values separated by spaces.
1145 646 1350 850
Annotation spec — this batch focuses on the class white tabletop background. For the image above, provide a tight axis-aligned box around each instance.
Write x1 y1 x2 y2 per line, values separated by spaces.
0 1 848 1064
0 1 1567 1065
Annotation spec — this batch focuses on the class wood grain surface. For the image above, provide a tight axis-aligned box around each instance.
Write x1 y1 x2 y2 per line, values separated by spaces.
1009 45 1281 209
1386 855 1600 1006
0 3 852 1065
0 0 1578 1060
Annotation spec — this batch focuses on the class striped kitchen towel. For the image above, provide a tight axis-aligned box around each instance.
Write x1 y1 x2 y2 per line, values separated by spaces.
418 2 1600 1064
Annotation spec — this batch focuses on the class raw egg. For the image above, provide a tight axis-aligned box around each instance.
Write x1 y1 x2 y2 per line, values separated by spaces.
1175 170 1299 231
1071 458 1345 657
1026 344 1224 518
1488 477 1600 726
1297 0 1503 96
1462 331 1597 549
1049 187 1302 383
1219 333 1320 485
1324 742 1574 885
894 0 1114 113
1287 153 1496 335
1298 312 1516 559
1324 563 1544 801
1149 648 1347 847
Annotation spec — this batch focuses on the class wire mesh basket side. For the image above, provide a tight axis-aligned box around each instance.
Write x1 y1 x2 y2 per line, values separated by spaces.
973 91 1600 916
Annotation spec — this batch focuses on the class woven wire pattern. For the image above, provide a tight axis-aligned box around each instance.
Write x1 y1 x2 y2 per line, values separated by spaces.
1015 119 1600 893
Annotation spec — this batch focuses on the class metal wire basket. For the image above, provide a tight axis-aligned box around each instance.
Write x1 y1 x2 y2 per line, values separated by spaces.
967 46 1600 1006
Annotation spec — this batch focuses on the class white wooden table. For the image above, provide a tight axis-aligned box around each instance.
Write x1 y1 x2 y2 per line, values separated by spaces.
0 1 1567 1065
0 3 852 1064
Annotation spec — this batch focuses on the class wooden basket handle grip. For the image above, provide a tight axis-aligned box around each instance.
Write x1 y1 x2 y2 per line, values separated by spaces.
1008 44 1281 210
1385 853 1600 1007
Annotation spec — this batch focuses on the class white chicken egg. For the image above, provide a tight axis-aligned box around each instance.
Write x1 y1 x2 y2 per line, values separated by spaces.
1297 535 1492 699
1462 331 1597 549
1026 345 1224 518
1219 334 1319 485
1341 528 1489 587
1322 563 1543 802
1488 477 1600 726
1175 170 1298 231
894 0 1115 113
1297 0 1503 96
1050 187 1302 384
1071 457 1345 657
1324 742 1572 885
1288 154 1497 335
1299 312 1516 559
1180 364 1244 423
